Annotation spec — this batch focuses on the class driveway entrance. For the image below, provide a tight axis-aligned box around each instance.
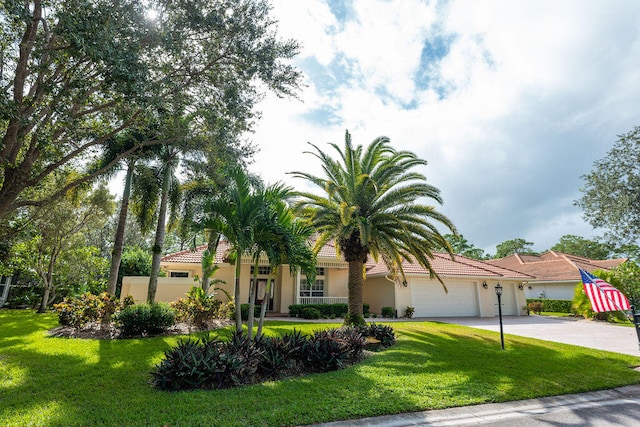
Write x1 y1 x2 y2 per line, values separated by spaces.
425 315 640 357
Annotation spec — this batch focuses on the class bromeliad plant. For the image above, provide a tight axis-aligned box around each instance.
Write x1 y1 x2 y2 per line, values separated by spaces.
151 324 395 391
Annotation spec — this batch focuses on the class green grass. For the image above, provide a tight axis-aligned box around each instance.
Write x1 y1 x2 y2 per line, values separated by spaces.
1 310 639 426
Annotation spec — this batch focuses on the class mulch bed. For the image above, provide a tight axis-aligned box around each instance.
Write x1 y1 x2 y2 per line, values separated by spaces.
47 319 234 340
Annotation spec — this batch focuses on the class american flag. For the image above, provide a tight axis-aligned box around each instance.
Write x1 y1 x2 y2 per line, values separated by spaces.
579 268 630 313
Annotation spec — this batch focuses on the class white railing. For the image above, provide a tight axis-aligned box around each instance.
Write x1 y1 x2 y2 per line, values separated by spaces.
298 296 348 305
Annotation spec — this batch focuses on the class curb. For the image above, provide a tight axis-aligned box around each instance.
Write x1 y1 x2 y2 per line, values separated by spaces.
308 385 640 427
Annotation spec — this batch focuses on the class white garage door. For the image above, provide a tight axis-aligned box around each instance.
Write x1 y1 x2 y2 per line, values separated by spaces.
494 283 517 316
411 280 479 317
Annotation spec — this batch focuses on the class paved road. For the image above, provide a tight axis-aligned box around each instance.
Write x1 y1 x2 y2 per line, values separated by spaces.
306 315 640 426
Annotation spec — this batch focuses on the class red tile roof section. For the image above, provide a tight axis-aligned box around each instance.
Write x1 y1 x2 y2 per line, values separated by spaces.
486 251 627 281
366 252 532 279
162 242 529 279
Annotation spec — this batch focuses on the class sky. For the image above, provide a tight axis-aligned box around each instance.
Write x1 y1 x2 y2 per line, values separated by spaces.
246 0 640 255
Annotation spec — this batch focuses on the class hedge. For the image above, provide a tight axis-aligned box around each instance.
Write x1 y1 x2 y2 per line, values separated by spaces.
526 298 573 313
288 303 370 319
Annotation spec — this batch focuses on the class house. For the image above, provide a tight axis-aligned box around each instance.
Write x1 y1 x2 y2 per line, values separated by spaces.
486 251 627 300
122 241 533 318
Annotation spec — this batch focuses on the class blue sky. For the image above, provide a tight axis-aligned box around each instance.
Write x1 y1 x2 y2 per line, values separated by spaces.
248 0 640 255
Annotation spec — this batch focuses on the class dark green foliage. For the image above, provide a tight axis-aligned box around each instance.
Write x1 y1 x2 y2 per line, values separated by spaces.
114 303 175 337
300 307 322 319
240 303 262 321
361 323 396 347
526 299 573 314
151 325 390 391
381 306 395 318
305 332 350 372
255 336 298 379
4 285 41 308
404 306 415 318
288 303 370 318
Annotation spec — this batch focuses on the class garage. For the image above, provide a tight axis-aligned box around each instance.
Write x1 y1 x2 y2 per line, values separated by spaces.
410 279 479 317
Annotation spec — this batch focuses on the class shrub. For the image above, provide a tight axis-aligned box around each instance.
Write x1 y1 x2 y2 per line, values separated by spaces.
53 292 119 328
171 286 228 328
240 303 262 321
381 306 395 318
151 325 389 392
526 298 573 313
305 333 349 372
288 303 370 318
527 301 543 315
121 295 136 309
114 303 175 337
364 323 396 347
404 306 415 318
300 307 322 319
5 285 41 308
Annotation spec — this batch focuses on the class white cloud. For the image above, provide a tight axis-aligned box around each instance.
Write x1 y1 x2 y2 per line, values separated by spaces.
250 0 640 251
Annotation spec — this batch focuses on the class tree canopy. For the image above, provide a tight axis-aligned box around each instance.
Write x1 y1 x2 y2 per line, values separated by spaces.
550 234 612 260
0 0 301 239
576 126 640 246
494 238 535 259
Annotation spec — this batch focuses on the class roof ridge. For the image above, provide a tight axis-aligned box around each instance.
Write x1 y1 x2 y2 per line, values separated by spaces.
434 252 534 279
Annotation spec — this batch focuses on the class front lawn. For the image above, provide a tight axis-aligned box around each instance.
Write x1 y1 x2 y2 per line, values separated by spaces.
1 310 639 426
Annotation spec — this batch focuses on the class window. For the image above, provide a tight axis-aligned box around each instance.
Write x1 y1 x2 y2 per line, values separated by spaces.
170 272 189 278
300 268 325 297
250 266 272 275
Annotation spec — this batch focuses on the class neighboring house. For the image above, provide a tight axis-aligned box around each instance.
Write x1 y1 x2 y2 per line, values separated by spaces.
486 251 627 300
0 275 11 307
122 242 533 318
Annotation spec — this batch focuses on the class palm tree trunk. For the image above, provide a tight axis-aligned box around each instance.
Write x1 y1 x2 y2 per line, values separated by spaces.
201 231 220 292
247 258 259 339
256 270 275 339
106 160 134 296
234 256 242 333
345 260 366 326
147 166 172 304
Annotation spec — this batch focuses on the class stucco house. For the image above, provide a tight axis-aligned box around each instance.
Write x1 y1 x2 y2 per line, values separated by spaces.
122 241 533 318
486 251 627 300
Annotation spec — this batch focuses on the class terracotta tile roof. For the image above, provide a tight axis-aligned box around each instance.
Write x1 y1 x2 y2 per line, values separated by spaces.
161 241 232 264
366 253 533 279
486 251 627 281
161 240 353 265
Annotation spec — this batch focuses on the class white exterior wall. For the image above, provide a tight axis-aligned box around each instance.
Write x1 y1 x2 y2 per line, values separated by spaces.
525 281 578 301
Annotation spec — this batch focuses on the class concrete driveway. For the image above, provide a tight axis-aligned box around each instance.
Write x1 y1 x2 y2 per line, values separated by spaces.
425 315 640 356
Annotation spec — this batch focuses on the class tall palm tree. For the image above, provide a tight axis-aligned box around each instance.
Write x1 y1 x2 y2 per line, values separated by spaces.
245 182 316 339
291 130 457 326
131 144 182 303
203 166 265 333
255 207 316 338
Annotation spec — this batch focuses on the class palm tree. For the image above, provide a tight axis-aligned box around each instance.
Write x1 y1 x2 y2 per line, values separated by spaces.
246 182 316 339
255 206 316 338
291 130 457 326
202 166 265 333
131 144 182 303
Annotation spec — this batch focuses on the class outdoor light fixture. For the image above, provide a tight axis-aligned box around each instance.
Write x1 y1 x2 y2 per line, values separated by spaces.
518 283 524 290
495 283 505 350
482 281 488 289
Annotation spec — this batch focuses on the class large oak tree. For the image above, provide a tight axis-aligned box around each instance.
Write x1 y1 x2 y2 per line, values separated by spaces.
0 0 300 239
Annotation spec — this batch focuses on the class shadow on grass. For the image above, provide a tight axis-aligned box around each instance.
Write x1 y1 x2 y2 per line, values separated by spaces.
0 314 639 427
